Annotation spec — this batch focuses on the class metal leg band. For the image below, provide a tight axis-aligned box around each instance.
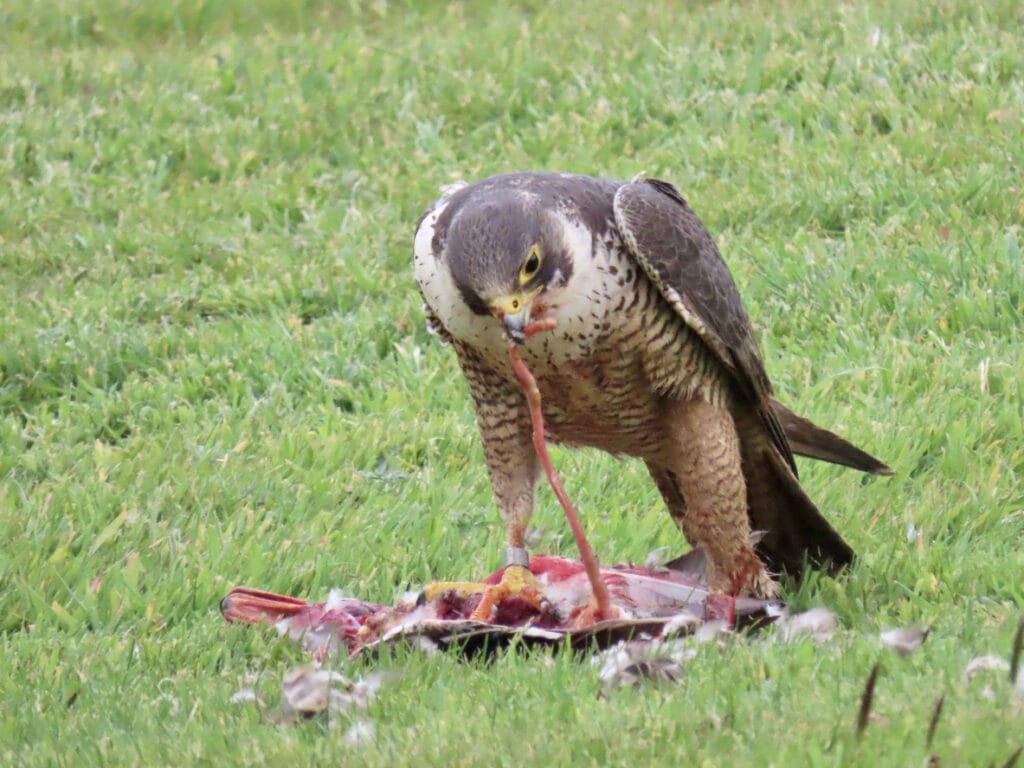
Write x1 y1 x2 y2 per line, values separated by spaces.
504 547 531 568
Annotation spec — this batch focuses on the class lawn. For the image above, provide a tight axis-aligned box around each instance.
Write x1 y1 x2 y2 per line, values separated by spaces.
1 0 1022 764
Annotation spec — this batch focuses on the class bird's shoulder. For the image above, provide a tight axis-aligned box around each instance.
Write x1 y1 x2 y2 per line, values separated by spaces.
613 178 795 471
612 178 764 388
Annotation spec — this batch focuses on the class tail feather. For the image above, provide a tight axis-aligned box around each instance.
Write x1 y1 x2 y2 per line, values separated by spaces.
771 398 893 476
748 462 855 576
739 410 855 576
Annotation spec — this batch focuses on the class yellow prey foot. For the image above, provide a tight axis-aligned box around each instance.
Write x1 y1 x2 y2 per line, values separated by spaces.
468 564 546 622
420 579 493 604
418 563 548 624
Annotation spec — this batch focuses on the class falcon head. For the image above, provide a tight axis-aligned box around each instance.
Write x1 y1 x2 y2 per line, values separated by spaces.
441 191 574 344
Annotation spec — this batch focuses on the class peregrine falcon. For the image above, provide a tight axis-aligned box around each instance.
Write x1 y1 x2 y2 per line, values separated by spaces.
414 172 889 600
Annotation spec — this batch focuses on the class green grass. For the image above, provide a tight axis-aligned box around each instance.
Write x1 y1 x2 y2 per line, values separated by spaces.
2 0 1023 764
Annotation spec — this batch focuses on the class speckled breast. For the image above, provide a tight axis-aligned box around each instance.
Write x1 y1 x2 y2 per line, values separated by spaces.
506 240 723 460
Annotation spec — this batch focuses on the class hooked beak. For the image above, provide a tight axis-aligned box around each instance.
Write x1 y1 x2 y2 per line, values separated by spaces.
490 295 535 345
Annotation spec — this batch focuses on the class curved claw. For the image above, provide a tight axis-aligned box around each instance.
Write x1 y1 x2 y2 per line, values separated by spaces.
468 564 546 623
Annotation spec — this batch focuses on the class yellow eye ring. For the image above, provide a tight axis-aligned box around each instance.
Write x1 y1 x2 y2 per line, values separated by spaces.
520 244 542 283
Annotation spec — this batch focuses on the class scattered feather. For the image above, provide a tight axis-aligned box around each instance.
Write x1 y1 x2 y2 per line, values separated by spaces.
693 619 732 647
774 607 837 643
880 626 929 657
342 719 376 746
275 617 343 661
661 612 701 637
643 546 673 569
964 655 1009 681
595 639 688 696
397 591 422 610
269 667 389 725
280 667 349 717
412 636 440 656
229 688 261 705
343 672 389 711
595 614 739 695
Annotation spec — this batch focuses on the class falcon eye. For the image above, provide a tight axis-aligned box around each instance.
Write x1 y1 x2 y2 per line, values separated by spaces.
520 245 542 283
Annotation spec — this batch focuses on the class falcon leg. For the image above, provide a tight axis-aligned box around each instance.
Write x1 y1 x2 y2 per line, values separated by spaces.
420 346 548 623
665 399 777 600
458 392 550 622
420 493 546 624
